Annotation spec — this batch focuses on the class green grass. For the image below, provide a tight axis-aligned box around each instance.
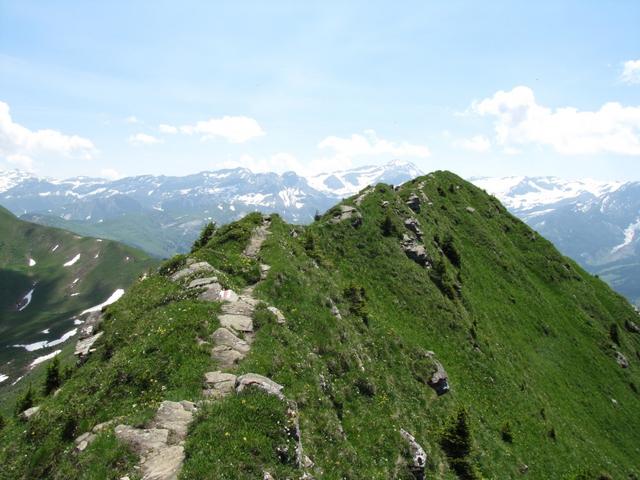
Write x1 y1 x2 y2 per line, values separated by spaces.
1 172 639 479
0 206 157 402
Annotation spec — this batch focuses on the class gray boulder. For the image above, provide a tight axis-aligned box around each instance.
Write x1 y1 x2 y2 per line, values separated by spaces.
400 428 427 480
406 193 421 213
236 373 285 400
203 371 237 398
20 406 40 420
426 351 450 395
616 351 629 368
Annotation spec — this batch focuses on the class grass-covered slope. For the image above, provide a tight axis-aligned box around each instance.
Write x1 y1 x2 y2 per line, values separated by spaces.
0 172 639 479
0 206 157 388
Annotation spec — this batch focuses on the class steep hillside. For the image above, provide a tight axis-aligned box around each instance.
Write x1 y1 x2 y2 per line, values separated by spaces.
473 176 640 307
0 172 639 479
0 206 157 389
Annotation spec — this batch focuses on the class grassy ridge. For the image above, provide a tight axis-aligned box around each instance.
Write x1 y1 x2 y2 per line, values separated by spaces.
0 206 157 398
1 172 639 479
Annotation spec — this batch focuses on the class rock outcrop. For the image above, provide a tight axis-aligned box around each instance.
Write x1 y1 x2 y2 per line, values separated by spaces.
115 401 197 480
400 428 427 480
401 235 431 268
425 351 450 395
330 205 362 226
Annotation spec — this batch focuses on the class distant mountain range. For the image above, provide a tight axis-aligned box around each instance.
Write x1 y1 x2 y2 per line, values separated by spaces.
0 160 421 257
473 176 640 306
1 162 638 305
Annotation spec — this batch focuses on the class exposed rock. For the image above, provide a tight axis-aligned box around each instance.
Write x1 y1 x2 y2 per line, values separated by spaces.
141 444 184 480
197 283 223 302
263 472 275 480
244 218 271 258
260 264 271 280
75 431 96 452
188 277 219 289
221 298 256 316
170 261 215 282
401 236 431 268
218 289 239 302
425 351 450 395
211 345 245 369
74 331 104 359
406 193 421 213
328 298 342 320
115 425 169 455
20 405 40 420
400 428 427 480
381 200 390 208
404 218 423 238
466 206 476 213
219 314 254 333
78 311 103 339
625 320 640 334
329 205 362 226
212 327 251 352
354 187 374 206
267 306 287 324
616 351 629 368
151 401 196 441
203 371 237 398
236 373 285 400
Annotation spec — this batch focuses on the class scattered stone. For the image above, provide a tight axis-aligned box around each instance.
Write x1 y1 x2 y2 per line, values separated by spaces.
141 444 184 480
218 289 239 302
466 206 476 213
616 351 629 368
78 311 103 339
221 298 256 316
404 218 423 238
400 428 427 480
519 464 529 474
263 472 275 480
75 431 96 452
236 373 285 400
203 371 237 398
151 401 196 441
197 283 223 302
354 187 374 206
211 345 245 369
425 351 450 395
406 193 421 213
219 314 253 333
74 331 104 359
244 218 271 258
115 425 169 455
20 406 40 420
267 306 286 324
329 205 362 226
625 320 640 334
170 261 215 282
188 277 219 289
381 200 390 208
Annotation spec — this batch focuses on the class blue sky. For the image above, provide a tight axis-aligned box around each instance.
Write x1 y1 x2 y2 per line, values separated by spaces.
1 1 639 180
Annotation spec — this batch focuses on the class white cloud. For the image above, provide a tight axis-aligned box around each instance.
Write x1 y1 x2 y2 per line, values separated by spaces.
453 135 491 153
128 133 162 146
621 59 640 85
472 86 640 155
160 116 265 143
100 168 121 180
7 154 34 171
158 124 178 134
0 101 96 163
125 115 139 124
318 130 430 158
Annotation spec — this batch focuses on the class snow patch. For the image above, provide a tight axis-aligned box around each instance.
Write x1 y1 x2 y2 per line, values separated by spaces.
18 288 34 311
611 218 640 254
42 328 50 334
63 253 81 266
80 288 125 314
28 257 36 266
30 350 61 368
0 374 8 383
73 278 79 284
52 244 59 252
14 328 78 351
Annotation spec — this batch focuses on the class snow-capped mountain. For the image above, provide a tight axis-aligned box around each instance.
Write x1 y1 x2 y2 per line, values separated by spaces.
308 159 423 197
0 160 422 257
472 176 640 306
